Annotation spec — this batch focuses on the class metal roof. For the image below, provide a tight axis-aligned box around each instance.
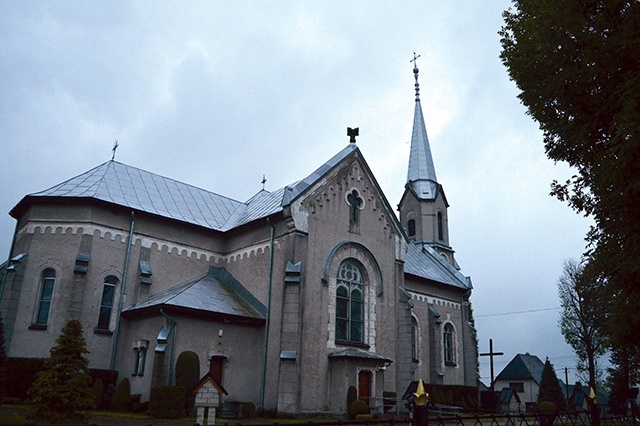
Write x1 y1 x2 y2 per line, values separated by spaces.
407 89 438 201
13 145 361 232
404 243 470 290
328 348 392 364
122 266 266 322
495 353 545 384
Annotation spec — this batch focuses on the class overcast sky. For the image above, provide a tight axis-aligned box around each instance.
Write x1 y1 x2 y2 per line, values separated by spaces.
0 2 596 386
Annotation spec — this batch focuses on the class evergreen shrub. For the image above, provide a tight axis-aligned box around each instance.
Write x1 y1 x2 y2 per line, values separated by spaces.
537 401 557 414
27 320 95 423
112 377 131 411
348 399 369 419
175 351 200 415
149 385 186 419
90 378 104 408
346 385 357 414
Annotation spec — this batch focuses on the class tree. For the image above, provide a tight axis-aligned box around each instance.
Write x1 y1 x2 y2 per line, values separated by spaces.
538 358 567 411
558 258 606 392
0 312 7 399
27 319 95 423
499 0 640 362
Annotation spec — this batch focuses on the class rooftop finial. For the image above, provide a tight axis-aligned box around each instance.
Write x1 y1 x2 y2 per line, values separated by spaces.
111 139 119 161
261 174 267 190
410 52 421 101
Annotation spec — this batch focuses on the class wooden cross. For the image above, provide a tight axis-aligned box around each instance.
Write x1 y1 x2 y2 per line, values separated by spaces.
347 127 359 143
480 339 504 391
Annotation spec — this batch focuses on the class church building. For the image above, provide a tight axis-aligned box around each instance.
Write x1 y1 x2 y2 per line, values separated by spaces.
0 63 477 415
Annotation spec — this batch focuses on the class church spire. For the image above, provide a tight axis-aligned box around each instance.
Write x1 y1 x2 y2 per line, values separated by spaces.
407 53 438 200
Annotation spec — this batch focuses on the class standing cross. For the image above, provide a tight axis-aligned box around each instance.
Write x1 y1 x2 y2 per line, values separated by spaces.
480 339 504 391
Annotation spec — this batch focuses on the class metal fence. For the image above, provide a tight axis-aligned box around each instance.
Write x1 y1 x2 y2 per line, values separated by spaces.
220 411 637 426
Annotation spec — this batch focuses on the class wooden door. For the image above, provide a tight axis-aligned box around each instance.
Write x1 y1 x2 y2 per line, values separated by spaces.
209 356 224 383
358 370 372 407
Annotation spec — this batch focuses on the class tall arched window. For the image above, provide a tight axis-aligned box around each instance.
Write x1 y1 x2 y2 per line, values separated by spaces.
444 323 455 365
411 316 418 362
97 276 118 331
36 269 56 325
335 261 365 343
437 211 444 241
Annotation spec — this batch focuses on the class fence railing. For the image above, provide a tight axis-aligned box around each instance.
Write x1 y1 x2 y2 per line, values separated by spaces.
220 410 637 426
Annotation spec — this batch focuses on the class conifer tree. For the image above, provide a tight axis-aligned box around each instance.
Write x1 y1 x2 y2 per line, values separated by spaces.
28 319 95 423
537 358 567 411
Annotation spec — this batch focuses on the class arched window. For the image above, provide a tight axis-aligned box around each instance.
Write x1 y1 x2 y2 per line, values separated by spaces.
437 211 444 241
444 323 455 365
97 276 118 331
408 219 416 237
36 269 56 325
411 316 419 362
335 260 365 343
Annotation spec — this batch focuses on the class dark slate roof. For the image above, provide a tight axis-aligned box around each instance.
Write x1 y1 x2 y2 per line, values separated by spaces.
122 266 266 322
404 243 471 290
495 353 545 384
328 348 392 365
499 387 521 404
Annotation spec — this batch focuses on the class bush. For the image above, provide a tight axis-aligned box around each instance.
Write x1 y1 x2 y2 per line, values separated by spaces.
149 385 186 419
383 391 397 412
112 378 131 411
5 358 45 401
348 399 369 420
175 351 200 416
90 378 104 408
347 385 357 414
243 401 256 418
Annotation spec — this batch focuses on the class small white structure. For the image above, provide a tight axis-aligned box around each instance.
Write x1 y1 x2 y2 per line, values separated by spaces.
193 372 227 426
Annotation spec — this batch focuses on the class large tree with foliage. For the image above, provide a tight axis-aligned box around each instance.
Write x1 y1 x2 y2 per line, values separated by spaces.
500 0 640 366
28 319 95 423
538 358 567 411
558 258 606 391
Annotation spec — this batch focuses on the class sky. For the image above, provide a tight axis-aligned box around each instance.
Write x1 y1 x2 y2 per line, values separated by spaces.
0 2 597 386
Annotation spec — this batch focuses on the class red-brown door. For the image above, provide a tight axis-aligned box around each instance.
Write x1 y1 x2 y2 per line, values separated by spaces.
358 370 372 407
209 356 224 384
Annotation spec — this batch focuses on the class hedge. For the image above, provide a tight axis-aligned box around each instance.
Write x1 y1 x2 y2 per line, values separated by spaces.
149 385 186 419
5 358 118 402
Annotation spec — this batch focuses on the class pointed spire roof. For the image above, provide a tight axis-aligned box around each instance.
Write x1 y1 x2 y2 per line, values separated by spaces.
407 55 439 200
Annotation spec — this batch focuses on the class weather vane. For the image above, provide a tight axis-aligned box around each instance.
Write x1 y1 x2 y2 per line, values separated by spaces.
411 52 421 101
261 174 267 190
111 139 119 161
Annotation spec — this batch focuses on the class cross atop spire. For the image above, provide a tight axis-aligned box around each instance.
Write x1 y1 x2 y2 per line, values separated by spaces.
411 52 421 101
111 139 119 161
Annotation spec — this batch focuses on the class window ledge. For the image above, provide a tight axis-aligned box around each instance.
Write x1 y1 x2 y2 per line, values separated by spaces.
29 324 47 330
94 328 113 335
445 361 457 367
335 339 370 349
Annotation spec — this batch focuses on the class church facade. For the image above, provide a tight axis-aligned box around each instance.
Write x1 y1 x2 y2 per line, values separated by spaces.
0 65 477 415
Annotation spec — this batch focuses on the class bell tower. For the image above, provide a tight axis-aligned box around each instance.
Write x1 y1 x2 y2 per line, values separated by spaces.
398 54 456 266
